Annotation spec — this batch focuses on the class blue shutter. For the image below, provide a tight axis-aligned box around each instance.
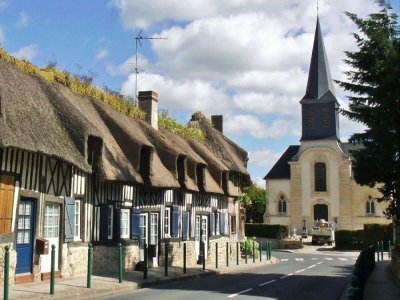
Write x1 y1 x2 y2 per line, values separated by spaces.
171 205 179 237
131 208 140 238
99 205 109 241
64 197 75 242
220 212 226 235
182 212 189 241
210 213 215 236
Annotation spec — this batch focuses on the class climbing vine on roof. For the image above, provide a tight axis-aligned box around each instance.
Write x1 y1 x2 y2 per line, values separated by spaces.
0 47 145 120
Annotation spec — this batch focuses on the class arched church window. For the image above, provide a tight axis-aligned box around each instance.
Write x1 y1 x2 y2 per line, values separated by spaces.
315 163 327 192
366 196 375 215
278 195 287 215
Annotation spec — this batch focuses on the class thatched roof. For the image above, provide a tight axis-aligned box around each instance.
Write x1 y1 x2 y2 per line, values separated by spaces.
0 59 91 172
0 55 250 195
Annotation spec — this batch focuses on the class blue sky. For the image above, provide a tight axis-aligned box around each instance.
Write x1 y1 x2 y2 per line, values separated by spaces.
1 0 398 186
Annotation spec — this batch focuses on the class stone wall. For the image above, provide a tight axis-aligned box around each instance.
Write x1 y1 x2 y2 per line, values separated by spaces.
0 241 17 285
60 242 89 278
92 243 139 275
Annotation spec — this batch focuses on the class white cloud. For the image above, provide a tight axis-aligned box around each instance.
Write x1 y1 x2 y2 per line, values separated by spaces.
17 12 29 28
95 48 109 60
12 44 39 61
0 1 7 12
248 149 283 169
106 54 147 76
0 25 4 43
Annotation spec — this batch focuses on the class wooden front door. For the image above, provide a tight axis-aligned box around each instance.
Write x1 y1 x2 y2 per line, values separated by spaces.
16 198 36 274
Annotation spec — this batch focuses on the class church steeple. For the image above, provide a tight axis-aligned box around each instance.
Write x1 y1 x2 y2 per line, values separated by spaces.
300 18 340 141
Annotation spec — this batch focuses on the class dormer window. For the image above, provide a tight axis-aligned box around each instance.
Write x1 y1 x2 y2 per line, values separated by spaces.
177 155 187 182
87 136 103 168
140 146 153 182
196 164 206 188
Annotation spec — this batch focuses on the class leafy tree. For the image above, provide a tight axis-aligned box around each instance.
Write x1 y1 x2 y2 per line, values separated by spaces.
241 183 266 223
338 1 400 224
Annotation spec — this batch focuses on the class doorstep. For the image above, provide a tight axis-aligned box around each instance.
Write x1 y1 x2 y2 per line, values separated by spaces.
15 273 34 284
41 271 61 281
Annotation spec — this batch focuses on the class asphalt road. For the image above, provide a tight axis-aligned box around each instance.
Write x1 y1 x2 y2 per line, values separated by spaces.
106 250 356 300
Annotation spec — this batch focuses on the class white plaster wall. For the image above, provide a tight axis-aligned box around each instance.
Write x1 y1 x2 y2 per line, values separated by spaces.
265 179 290 217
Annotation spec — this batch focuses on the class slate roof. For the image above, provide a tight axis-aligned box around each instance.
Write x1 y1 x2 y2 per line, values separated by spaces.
301 18 338 104
263 145 300 179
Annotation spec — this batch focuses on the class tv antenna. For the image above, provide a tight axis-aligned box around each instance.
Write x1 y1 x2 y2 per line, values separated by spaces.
134 29 167 105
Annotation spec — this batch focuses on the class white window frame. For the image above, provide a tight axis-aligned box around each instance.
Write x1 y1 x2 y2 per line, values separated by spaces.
107 205 113 240
44 203 60 238
73 200 81 241
120 209 130 239
164 207 171 238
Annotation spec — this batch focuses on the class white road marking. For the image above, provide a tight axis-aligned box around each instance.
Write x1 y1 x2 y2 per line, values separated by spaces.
295 269 305 273
281 258 289 262
317 261 323 265
295 258 304 261
339 258 348 261
280 273 293 279
324 257 333 261
227 288 253 298
258 279 277 286
307 264 316 269
352 258 357 260
311 258 318 260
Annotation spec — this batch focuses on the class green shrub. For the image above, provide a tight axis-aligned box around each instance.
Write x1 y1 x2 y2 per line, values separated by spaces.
240 236 258 256
245 223 288 239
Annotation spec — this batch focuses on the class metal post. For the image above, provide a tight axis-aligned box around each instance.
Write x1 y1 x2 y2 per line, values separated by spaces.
380 241 384 261
118 243 123 283
50 244 55 295
236 242 239 265
143 243 148 280
215 242 218 269
87 243 93 288
3 245 9 300
388 241 392 259
165 243 168 277
202 241 205 271
226 242 229 267
259 242 262 262
183 243 187 274
245 245 248 264
269 241 272 260
252 241 255 263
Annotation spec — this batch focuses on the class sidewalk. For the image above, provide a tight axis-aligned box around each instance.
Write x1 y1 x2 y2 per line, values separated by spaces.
7 257 277 300
363 260 400 300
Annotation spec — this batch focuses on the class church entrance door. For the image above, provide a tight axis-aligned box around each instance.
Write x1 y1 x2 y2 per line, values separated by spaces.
314 204 328 221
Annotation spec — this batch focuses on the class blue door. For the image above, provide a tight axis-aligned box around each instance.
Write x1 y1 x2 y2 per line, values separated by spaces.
16 198 35 274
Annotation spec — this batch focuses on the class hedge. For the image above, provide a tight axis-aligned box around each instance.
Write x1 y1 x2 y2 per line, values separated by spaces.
335 223 393 250
245 223 288 239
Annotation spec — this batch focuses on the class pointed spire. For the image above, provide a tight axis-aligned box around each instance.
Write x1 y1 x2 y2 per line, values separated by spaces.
302 18 337 102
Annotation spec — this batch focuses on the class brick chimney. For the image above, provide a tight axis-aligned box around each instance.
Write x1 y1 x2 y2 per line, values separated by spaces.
211 115 223 133
138 91 158 130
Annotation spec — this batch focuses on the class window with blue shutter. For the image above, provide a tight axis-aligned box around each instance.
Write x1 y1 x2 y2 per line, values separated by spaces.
182 212 189 241
171 205 179 237
99 205 109 241
220 212 226 235
131 208 140 238
210 213 215 236
64 197 75 242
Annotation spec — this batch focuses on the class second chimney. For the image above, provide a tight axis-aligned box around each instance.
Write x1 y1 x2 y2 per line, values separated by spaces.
211 115 223 133
138 91 158 130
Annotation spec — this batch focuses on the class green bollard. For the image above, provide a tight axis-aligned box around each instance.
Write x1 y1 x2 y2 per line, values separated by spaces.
143 243 148 280
260 242 262 262
236 242 239 265
245 246 248 264
269 241 272 260
165 243 168 277
226 242 229 267
380 241 384 261
376 242 380 261
183 243 187 274
215 242 218 269
118 243 123 283
4 245 9 300
253 241 255 263
388 241 392 259
50 244 55 295
87 243 93 288
202 241 205 271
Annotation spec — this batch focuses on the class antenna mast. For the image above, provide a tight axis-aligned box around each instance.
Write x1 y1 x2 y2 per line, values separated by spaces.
134 30 167 105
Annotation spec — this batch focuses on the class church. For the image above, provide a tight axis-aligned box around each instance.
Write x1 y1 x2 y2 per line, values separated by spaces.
263 18 390 232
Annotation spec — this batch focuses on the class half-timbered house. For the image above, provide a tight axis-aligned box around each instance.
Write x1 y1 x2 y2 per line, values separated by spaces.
0 51 250 284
